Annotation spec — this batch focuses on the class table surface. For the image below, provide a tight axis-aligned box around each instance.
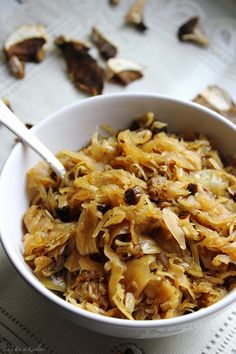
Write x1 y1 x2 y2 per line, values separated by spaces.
0 1 236 353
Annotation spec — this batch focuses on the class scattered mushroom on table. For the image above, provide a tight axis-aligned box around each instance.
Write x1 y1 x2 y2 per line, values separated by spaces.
91 27 118 60
4 23 49 79
193 85 236 123
109 0 121 5
2 3 234 113
125 0 148 32
177 16 208 47
1 97 13 111
55 35 104 96
106 58 143 85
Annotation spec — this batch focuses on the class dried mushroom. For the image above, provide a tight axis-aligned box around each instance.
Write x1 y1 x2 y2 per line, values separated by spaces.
1 98 13 111
109 0 121 5
55 35 91 52
125 0 147 32
55 36 104 96
25 123 34 129
91 27 117 60
4 24 48 79
177 17 208 47
4 24 48 62
107 58 143 85
193 85 236 124
8 55 25 79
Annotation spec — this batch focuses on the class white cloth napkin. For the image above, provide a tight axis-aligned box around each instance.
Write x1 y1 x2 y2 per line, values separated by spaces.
0 0 236 353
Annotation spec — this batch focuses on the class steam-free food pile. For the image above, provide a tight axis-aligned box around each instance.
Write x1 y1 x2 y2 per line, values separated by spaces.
23 113 236 320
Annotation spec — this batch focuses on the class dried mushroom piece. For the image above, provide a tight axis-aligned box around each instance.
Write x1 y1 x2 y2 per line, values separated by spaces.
223 107 236 124
55 36 104 96
25 123 34 129
4 24 49 63
91 27 117 60
177 17 208 47
8 55 25 79
125 0 147 32
109 0 121 5
193 85 236 124
55 35 91 52
107 58 143 85
1 98 13 111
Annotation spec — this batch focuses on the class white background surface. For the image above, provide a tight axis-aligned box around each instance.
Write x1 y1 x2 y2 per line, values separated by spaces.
0 0 236 353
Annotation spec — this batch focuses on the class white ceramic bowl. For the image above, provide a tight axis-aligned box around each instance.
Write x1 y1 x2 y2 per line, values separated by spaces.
0 93 236 338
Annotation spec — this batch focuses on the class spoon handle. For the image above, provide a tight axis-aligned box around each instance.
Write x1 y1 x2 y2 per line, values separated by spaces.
0 100 66 179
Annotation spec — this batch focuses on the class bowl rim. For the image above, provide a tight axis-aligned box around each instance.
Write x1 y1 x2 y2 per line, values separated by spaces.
1 92 236 329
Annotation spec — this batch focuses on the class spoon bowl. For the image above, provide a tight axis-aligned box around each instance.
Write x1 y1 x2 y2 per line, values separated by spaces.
0 100 66 178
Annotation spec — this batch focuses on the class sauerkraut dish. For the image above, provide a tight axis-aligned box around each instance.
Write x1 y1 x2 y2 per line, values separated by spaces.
23 112 236 320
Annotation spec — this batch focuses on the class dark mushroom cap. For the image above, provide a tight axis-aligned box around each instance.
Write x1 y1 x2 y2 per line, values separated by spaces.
91 27 117 60
56 36 104 96
177 16 208 47
107 58 143 86
4 24 48 63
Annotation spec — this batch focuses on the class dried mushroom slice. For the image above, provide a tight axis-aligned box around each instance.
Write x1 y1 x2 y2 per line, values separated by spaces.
193 85 234 111
4 24 49 63
56 36 104 96
223 107 236 124
109 0 121 5
55 35 91 52
193 85 236 124
125 0 147 32
25 123 34 129
8 55 25 79
107 58 143 85
177 17 208 47
91 27 117 60
1 98 13 111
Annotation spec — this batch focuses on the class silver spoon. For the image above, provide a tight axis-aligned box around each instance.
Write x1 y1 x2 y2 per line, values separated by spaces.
0 100 66 179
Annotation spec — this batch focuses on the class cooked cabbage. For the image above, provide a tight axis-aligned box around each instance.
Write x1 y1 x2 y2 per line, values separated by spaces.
23 112 236 320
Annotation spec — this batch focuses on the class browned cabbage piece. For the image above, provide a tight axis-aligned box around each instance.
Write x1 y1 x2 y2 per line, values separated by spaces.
107 58 143 85
193 85 236 124
23 112 236 320
91 27 117 60
4 24 48 79
177 17 208 47
55 36 104 96
125 0 148 32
